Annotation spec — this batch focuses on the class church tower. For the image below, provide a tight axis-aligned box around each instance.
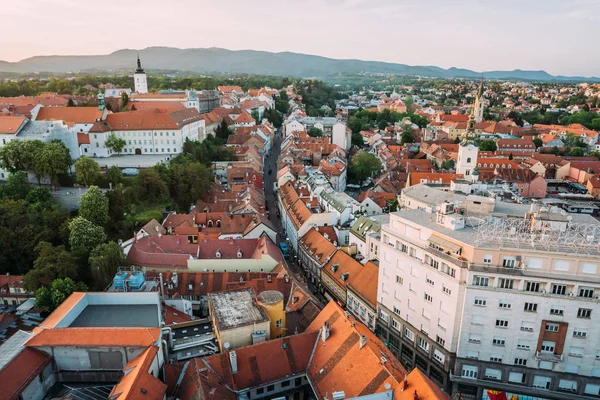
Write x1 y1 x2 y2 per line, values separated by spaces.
97 90 105 111
473 80 484 123
456 113 479 182
134 53 148 94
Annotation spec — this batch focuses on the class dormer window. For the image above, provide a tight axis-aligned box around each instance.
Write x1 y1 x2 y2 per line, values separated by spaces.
237 250 243 259
207 220 213 227
216 220 222 228
216 250 222 259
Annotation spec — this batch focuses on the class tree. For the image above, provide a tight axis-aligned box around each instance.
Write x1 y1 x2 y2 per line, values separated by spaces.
120 91 129 109
74 157 101 187
215 122 232 140
106 165 123 187
349 151 382 185
388 198 399 212
251 110 260 123
23 242 79 291
508 153 514 160
106 184 126 233
79 186 109 226
89 242 126 290
440 159 456 170
403 95 414 113
36 141 72 187
400 130 414 145
2 171 30 200
26 187 52 205
478 139 497 152
351 131 365 148
308 127 323 137
263 108 283 128
135 168 169 203
35 278 87 313
105 134 126 154
168 162 213 211
569 147 585 157
533 138 543 148
69 217 107 256
67 98 75 107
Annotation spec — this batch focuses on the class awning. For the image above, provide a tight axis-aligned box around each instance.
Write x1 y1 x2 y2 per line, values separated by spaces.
428 235 462 253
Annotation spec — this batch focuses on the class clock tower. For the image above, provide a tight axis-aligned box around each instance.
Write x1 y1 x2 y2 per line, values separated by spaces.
133 53 148 94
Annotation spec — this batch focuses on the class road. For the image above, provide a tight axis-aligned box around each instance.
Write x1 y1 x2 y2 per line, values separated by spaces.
262 127 325 303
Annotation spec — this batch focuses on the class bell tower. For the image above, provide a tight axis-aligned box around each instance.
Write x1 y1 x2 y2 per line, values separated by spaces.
473 80 484 123
456 113 479 182
134 53 148 94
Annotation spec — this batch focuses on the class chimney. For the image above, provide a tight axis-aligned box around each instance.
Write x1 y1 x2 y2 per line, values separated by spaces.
229 351 238 374
321 322 330 342
359 335 367 349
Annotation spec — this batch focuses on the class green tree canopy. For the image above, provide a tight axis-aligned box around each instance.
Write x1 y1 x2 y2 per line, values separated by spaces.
134 168 169 204
37 141 72 186
478 139 497 152
400 130 414 145
168 162 213 211
74 157 102 187
88 242 126 290
35 277 87 314
69 217 107 256
105 134 126 154
78 186 109 226
308 127 323 137
23 241 79 291
348 151 382 185
2 171 30 200
106 165 123 187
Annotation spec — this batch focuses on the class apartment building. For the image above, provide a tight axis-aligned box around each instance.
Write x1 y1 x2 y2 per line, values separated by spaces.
377 195 600 400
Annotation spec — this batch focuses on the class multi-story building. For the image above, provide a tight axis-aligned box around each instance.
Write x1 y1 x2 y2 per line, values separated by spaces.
377 194 600 400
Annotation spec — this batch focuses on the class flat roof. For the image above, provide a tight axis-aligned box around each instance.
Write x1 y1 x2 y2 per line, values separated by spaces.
69 305 160 328
209 288 269 330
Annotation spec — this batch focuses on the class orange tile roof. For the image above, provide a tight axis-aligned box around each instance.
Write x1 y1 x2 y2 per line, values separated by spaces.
39 292 86 329
299 228 337 264
0 115 27 134
35 106 104 127
0 347 52 400
110 346 167 400
25 327 161 347
347 261 379 308
395 368 450 400
164 305 193 325
321 250 364 289
306 301 408 399
96 108 202 132
407 172 463 186
77 132 91 145
0 94 69 107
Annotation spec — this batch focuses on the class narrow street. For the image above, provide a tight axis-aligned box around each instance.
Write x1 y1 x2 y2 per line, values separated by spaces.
262 127 325 303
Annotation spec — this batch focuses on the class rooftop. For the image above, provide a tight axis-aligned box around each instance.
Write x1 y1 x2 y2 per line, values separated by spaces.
208 288 270 330
69 305 160 328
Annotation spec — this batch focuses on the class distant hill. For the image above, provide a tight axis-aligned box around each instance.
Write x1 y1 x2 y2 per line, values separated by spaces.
0 47 597 82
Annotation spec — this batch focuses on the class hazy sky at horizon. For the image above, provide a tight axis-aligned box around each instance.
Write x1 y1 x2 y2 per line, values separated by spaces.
2 0 599 76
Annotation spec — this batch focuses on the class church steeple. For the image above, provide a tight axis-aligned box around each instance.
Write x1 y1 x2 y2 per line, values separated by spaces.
473 79 484 123
135 53 144 73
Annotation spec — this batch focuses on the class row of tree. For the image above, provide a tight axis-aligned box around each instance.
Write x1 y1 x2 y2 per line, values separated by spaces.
0 140 72 186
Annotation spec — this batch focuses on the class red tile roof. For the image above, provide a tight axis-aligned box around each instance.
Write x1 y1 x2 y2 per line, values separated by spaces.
109 346 167 400
347 261 379 309
0 347 52 400
35 106 104 127
92 108 202 132
0 115 27 134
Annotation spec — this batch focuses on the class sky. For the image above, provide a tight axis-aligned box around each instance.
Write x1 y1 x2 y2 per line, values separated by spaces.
1 0 599 76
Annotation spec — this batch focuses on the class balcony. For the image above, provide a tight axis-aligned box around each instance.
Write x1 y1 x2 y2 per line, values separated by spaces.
426 246 468 268
535 351 563 363
469 264 524 276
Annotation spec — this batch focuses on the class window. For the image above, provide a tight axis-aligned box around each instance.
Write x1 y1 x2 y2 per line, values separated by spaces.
473 276 489 286
276 319 282 328
533 376 551 390
569 346 584 357
440 263 455 277
496 319 508 328
498 278 514 289
517 339 531 350
433 348 445 364
474 297 486 307
558 380 577 392
551 284 567 295
541 341 555 353
417 337 430 352
514 358 528 366
545 323 559 332
442 285 451 295
426 277 435 286
489 354 502 363
266 384 275 392
396 275 403 284
520 321 534 332
509 372 526 384
436 335 445 346
483 255 492 264
391 319 400 331
503 257 516 268
461 365 478 379
498 300 511 309
524 302 538 312
295 377 302 386
422 308 430 320
466 350 479 359
577 308 592 319
578 287 594 298
573 329 587 339
393 306 401 315
585 383 600 396
492 337 506 346
424 293 433 303
281 380 290 387
469 333 481 344
485 368 502 380
379 310 389 322
550 306 564 316
525 281 541 292
256 388 264 395
404 328 414 341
